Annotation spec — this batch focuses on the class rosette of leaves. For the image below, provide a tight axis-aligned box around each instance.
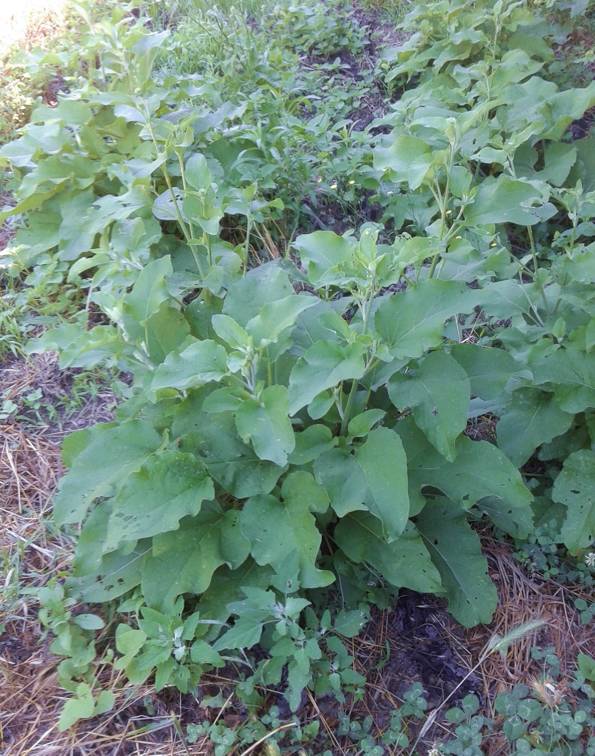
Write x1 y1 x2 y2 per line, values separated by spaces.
53 226 535 704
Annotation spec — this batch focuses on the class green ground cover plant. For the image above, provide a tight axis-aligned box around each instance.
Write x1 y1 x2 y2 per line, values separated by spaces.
0 0 593 741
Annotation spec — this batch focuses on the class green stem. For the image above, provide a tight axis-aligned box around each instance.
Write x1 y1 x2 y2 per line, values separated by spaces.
244 213 252 275
339 379 359 437
527 225 549 313
340 296 372 436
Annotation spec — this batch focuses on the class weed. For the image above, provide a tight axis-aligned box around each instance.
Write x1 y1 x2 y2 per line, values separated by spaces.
0 0 593 740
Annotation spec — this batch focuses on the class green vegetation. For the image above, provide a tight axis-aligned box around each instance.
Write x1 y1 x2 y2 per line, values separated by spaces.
0 0 593 748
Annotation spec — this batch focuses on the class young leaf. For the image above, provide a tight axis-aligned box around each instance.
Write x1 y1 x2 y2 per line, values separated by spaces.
198 561 274 633
58 683 96 731
288 341 366 415
235 385 295 466
115 624 147 668
347 409 386 438
73 613 105 630
191 640 224 666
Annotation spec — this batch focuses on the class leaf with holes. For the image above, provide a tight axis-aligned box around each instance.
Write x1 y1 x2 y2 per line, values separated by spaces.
105 451 214 552
389 351 470 461
53 421 161 526
553 450 595 552
417 501 498 627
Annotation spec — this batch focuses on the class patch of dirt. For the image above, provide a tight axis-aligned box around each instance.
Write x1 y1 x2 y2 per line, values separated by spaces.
348 5 409 130
0 352 118 432
570 106 595 140
361 593 481 717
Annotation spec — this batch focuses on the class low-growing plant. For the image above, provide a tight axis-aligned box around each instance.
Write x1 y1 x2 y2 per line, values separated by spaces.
2 0 594 735
39 224 541 713
439 647 595 755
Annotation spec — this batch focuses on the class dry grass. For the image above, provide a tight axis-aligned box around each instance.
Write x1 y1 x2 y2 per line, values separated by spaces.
478 538 593 696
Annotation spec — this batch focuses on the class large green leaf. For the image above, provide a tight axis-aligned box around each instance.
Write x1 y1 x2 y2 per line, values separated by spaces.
240 494 334 591
54 421 161 525
399 419 533 538
288 341 366 415
452 344 521 400
281 471 329 514
375 280 479 361
142 510 250 610
185 153 212 191
245 295 317 346
197 561 274 638
497 389 573 467
121 257 173 341
104 451 214 551
293 231 353 286
144 304 191 365
374 135 434 190
151 340 228 393
196 413 283 497
335 512 442 594
313 448 368 517
553 450 595 552
530 346 595 414
465 175 556 226
69 544 146 602
416 500 497 627
289 425 336 465
389 351 470 461
355 427 410 540
235 386 295 466
291 301 351 352
222 263 293 325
